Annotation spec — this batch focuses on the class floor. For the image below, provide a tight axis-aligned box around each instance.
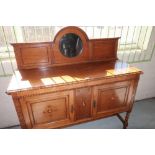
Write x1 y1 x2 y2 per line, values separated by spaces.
5 98 155 129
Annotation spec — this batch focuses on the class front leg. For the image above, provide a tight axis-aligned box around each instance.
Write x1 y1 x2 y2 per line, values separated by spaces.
123 112 130 129
116 112 131 129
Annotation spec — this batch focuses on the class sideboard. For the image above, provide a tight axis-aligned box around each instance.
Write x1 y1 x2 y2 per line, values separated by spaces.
6 26 142 129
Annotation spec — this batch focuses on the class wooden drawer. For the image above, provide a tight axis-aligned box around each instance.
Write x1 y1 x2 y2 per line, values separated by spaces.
19 91 74 128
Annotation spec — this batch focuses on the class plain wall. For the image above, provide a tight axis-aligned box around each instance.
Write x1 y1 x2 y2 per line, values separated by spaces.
0 77 19 128
0 28 155 128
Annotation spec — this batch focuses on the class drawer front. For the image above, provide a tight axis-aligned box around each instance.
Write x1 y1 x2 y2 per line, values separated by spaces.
75 87 92 121
20 91 74 128
93 80 132 117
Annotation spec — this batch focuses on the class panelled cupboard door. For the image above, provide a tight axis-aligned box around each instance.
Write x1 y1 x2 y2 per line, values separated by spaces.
75 87 92 121
19 91 74 128
93 80 133 118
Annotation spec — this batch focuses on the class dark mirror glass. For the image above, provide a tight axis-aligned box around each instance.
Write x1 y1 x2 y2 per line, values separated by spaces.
59 33 83 58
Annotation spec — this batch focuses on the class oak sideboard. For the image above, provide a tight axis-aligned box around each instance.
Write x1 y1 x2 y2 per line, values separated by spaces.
6 26 142 129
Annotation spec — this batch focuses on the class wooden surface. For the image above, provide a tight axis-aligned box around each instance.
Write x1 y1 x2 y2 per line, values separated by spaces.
11 42 52 69
19 90 74 128
93 81 130 117
90 38 118 61
7 60 142 95
75 87 92 120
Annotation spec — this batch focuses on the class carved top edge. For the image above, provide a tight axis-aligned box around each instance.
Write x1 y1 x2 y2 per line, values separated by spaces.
6 60 142 96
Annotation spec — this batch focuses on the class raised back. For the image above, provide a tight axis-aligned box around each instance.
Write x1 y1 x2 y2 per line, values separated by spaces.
11 26 120 69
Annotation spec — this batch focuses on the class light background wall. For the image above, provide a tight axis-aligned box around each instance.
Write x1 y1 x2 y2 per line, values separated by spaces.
0 28 155 128
133 27 155 100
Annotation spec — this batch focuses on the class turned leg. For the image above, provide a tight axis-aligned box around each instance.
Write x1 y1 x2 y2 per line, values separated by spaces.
116 112 131 129
123 112 130 129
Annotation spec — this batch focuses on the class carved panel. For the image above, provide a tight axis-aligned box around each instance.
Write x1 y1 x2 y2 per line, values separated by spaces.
75 87 92 120
30 98 68 124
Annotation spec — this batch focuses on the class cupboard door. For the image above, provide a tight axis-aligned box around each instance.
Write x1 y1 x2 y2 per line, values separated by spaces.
93 81 131 117
75 87 92 120
20 91 74 128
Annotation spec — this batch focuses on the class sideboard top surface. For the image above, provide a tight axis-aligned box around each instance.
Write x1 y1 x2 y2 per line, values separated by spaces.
7 60 142 95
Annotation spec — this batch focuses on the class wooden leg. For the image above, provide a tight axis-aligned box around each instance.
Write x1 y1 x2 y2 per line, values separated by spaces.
116 112 131 129
123 112 130 129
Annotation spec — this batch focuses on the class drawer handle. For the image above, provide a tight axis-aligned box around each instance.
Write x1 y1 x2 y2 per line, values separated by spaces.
43 106 57 114
47 109 52 113
82 101 86 107
43 108 53 114
111 97 115 100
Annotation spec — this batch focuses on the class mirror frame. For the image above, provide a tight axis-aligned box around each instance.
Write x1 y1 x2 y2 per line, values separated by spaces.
53 26 89 64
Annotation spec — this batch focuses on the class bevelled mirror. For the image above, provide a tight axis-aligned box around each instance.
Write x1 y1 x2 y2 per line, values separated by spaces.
59 33 83 58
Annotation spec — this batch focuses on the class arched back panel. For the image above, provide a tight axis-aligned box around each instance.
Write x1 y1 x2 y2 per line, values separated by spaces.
12 26 119 69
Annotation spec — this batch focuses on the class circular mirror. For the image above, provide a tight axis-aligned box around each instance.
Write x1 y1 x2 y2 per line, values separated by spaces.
59 33 83 58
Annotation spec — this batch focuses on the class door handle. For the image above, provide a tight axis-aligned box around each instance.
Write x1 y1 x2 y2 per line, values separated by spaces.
93 100 96 108
71 105 74 113
82 101 86 107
